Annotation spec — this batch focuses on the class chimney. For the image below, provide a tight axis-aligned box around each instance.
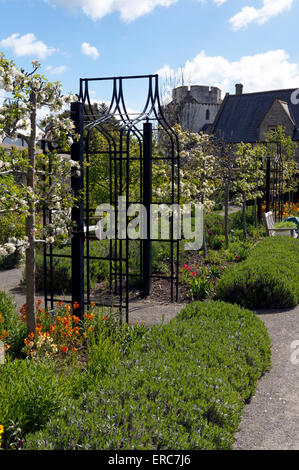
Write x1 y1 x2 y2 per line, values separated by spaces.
235 83 243 96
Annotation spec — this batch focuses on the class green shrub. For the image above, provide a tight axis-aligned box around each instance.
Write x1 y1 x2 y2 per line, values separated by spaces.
24 301 271 450
0 358 70 448
34 241 110 294
207 233 225 250
0 251 23 271
229 208 255 230
0 291 26 358
223 241 253 263
34 240 173 293
216 237 299 308
205 212 225 236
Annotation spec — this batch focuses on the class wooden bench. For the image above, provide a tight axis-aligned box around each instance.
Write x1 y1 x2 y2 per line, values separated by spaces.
83 224 98 240
263 211 297 238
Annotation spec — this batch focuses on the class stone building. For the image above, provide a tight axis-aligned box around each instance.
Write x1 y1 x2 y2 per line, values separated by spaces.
211 84 299 161
163 85 222 133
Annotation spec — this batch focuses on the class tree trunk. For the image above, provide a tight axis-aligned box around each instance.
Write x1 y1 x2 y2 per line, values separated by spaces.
25 92 37 334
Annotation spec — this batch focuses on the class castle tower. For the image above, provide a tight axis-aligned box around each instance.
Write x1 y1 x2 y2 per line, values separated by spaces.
164 85 222 133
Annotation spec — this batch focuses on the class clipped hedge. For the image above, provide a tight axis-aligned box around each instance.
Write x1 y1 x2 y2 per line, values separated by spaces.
216 237 299 309
24 301 271 450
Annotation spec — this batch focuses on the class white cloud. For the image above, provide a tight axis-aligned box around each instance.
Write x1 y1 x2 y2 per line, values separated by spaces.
46 65 67 74
45 0 178 22
157 49 299 95
230 0 295 31
0 33 55 59
81 42 99 60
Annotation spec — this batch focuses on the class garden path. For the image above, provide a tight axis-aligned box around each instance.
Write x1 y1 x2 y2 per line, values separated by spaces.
234 305 299 450
0 266 186 326
0 266 25 310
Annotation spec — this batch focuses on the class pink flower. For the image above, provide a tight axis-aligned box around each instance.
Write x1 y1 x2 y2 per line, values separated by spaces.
192 272 197 276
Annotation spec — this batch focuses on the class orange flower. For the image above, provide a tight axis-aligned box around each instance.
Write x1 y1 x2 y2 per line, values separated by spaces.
72 315 80 324
61 346 68 353
91 302 96 308
0 330 9 340
73 301 79 310
103 316 108 321
72 347 78 353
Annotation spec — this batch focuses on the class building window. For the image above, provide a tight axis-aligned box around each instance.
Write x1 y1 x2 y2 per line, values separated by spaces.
206 109 210 121
268 125 277 133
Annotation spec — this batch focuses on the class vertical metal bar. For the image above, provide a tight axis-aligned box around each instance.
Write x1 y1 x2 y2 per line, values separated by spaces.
119 129 123 322
265 156 271 213
85 131 90 306
48 149 54 310
71 101 85 319
126 132 130 324
42 140 48 310
142 120 152 297
176 141 180 303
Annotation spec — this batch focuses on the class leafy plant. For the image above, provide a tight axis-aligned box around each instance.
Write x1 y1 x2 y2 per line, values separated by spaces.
216 237 299 308
273 221 296 229
23 300 271 450
0 291 26 358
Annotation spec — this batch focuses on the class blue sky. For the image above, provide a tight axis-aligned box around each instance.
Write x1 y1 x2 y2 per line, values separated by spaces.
0 0 299 109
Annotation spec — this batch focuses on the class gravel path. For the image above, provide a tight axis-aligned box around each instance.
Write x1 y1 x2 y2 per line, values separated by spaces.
234 306 299 450
0 267 186 325
0 266 26 310
1 267 299 449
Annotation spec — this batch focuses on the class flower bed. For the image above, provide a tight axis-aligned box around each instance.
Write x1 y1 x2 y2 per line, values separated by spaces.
16 301 271 450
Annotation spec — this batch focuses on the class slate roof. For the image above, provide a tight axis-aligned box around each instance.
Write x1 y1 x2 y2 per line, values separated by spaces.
212 88 299 142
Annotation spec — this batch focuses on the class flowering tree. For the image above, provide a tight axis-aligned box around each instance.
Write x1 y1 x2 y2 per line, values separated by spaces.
154 125 219 208
233 142 266 238
213 140 236 248
0 53 78 334
266 125 298 194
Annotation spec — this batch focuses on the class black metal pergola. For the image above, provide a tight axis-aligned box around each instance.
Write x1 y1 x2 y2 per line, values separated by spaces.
43 74 180 322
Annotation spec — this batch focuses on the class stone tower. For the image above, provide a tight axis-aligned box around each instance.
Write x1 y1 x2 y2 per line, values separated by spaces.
163 85 222 133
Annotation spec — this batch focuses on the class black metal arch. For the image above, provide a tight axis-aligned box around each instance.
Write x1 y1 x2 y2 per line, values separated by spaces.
63 74 181 321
